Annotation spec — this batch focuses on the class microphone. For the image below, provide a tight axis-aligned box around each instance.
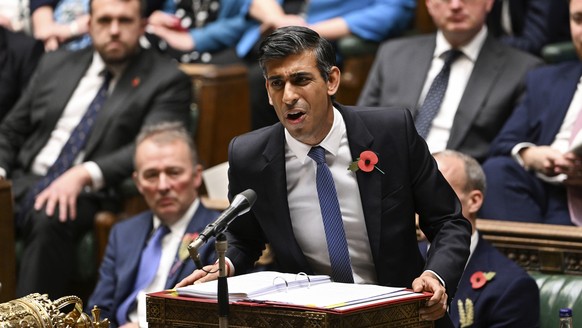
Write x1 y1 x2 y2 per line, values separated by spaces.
188 189 257 268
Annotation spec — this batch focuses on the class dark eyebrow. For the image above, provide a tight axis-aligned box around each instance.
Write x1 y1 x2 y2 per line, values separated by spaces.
267 71 314 81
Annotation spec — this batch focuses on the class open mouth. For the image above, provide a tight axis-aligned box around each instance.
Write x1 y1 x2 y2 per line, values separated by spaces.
287 111 305 121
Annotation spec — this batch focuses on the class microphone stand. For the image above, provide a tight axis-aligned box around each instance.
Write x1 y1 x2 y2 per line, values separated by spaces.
216 233 229 328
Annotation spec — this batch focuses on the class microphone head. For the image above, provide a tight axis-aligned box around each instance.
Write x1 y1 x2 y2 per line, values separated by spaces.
240 189 257 207
229 189 257 217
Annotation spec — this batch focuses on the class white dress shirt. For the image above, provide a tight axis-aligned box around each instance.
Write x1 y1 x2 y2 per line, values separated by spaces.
419 27 487 154
284 107 377 284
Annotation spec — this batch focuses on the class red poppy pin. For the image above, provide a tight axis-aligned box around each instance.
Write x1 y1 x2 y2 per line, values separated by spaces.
132 77 140 88
348 150 385 174
470 271 496 290
178 232 199 262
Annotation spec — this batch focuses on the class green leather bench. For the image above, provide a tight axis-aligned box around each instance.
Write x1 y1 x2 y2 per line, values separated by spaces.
531 272 582 328
477 219 582 328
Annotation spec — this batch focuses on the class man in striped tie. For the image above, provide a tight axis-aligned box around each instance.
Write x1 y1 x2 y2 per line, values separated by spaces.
178 26 471 328
0 0 192 300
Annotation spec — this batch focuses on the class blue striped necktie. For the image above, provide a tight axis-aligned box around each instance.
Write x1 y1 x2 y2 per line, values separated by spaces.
308 146 354 283
415 49 463 138
116 224 170 325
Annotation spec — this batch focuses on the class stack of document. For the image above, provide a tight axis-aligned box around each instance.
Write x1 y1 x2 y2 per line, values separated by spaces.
176 271 331 301
175 271 427 312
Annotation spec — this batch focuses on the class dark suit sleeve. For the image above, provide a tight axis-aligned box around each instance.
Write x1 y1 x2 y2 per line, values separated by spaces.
222 134 268 274
402 109 471 297
487 67 548 157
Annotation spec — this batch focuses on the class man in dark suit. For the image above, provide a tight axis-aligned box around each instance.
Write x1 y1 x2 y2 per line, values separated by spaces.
432 150 539 328
357 0 541 163
487 0 571 56
87 122 218 328
178 26 471 327
479 0 582 226
0 26 43 122
0 0 192 298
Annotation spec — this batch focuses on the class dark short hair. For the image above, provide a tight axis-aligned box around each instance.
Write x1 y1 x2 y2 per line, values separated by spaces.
89 0 147 18
258 26 336 82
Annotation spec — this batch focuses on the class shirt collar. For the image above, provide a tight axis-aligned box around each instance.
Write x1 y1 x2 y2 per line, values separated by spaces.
284 106 345 164
153 198 200 235
434 26 488 63
92 51 127 78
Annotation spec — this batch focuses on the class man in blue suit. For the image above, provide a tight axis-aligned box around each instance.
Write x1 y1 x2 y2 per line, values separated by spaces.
87 122 219 327
480 0 582 226
433 150 540 328
486 0 570 56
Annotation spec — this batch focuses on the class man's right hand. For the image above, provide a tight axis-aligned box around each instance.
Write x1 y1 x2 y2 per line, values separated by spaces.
175 263 223 287
520 146 563 176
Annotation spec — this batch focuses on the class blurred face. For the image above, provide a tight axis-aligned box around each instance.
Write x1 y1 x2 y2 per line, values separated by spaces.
264 51 340 146
89 0 145 65
426 0 493 46
434 155 480 230
571 0 582 60
133 138 202 224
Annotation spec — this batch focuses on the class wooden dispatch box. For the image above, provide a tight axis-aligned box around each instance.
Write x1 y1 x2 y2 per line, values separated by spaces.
146 291 434 328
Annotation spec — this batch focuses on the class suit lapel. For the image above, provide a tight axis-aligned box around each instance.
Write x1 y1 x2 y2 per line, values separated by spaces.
45 49 93 131
450 236 490 327
164 205 211 288
402 38 436 116
85 49 149 155
261 125 306 254
448 35 503 150
337 105 382 262
119 212 154 295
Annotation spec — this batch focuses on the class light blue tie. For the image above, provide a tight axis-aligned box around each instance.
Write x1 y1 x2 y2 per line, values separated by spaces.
415 49 463 138
116 225 170 325
308 146 354 283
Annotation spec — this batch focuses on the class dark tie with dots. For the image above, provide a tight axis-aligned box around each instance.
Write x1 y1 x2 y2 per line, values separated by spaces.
415 49 463 138
20 71 112 220
308 146 354 283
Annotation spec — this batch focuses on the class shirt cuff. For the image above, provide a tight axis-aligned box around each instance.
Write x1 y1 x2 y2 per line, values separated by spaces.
511 142 536 168
82 161 105 190
423 269 445 287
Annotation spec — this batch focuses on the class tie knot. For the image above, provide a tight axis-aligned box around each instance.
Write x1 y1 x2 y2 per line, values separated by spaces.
102 70 113 88
150 225 170 244
443 49 463 67
308 146 326 164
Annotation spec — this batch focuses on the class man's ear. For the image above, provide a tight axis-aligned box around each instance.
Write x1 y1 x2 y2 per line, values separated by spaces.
327 66 341 96
133 171 143 194
467 190 484 216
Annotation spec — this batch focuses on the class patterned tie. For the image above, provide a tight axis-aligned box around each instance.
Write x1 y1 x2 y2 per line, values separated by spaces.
116 225 170 325
567 109 582 226
415 49 463 138
20 71 112 221
308 146 354 283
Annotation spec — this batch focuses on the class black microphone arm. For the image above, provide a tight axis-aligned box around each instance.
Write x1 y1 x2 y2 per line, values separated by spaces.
188 189 257 269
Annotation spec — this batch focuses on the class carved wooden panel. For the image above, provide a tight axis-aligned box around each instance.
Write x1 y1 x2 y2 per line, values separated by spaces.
147 292 433 328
